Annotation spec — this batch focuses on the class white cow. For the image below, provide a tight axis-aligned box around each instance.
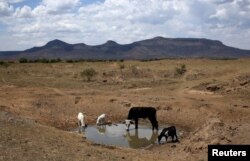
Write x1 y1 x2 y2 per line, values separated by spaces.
96 113 106 126
77 112 85 127
124 119 134 131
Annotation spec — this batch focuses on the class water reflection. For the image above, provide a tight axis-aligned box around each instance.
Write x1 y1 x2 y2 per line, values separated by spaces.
82 124 159 148
78 126 86 133
125 129 158 148
97 125 106 135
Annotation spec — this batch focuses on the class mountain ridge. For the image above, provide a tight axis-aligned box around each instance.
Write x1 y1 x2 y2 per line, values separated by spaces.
0 37 250 60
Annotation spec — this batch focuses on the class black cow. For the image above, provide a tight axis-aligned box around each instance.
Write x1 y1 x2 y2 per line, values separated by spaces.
158 126 179 144
125 107 158 131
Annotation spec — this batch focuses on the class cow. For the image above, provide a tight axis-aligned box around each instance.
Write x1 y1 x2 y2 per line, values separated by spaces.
77 112 87 133
96 113 106 126
158 126 179 144
77 112 85 127
125 107 158 131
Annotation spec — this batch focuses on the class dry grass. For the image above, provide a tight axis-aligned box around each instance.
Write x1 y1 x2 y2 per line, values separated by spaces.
0 59 250 161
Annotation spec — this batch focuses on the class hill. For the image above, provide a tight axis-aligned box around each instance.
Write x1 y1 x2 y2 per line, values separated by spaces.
0 37 250 60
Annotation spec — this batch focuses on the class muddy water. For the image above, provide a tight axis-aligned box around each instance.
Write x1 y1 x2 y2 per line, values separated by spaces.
79 124 159 149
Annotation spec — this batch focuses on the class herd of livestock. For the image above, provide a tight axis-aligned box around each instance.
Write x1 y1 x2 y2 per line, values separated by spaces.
77 107 179 144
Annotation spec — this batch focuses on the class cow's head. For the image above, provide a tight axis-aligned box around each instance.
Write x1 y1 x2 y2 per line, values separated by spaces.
123 119 134 131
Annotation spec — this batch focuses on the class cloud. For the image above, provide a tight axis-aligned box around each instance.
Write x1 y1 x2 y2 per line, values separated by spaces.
209 0 250 28
34 0 80 14
14 5 32 17
1 0 250 50
0 0 26 3
0 2 14 17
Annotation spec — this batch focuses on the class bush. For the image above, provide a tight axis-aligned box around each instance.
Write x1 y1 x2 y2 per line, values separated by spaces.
19 58 28 63
119 64 125 70
0 61 10 68
50 58 61 63
66 60 74 63
81 68 98 81
175 64 187 76
39 58 49 63
131 65 139 76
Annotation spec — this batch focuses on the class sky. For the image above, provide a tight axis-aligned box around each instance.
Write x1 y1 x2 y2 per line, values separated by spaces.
0 0 250 51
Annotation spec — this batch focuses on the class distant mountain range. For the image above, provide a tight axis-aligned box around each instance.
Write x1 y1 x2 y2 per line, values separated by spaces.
1 37 250 60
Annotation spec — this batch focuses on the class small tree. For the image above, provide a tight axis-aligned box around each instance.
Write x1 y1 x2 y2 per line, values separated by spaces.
81 68 98 81
175 64 187 76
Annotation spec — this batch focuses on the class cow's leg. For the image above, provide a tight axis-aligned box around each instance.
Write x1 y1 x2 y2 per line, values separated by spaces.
175 134 179 142
149 116 158 131
156 121 158 130
78 120 82 133
135 118 138 129
149 117 154 130
164 135 168 142
152 120 155 130
153 120 158 131
171 135 175 142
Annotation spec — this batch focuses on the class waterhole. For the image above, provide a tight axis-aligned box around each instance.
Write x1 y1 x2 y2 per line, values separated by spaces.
76 124 160 149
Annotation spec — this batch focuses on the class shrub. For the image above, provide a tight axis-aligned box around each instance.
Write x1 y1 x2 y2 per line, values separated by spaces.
50 58 61 63
66 60 74 63
56 58 62 62
175 64 187 76
131 65 139 76
0 61 9 68
81 68 98 81
119 64 125 70
19 58 28 63
39 58 49 63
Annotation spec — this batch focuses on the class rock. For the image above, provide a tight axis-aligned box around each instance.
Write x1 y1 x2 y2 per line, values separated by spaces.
206 84 222 91
109 98 117 102
163 106 172 111
122 101 131 107
75 96 81 104
211 138 220 145
171 145 176 148
240 81 249 86
82 134 87 139
184 146 191 152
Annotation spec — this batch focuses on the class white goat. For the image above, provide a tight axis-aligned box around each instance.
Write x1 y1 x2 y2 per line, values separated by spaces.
96 113 106 126
77 112 85 127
